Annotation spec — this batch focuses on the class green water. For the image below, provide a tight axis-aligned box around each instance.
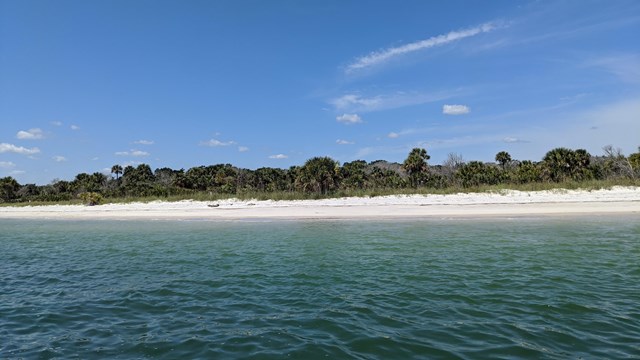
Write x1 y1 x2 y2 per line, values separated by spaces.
1 217 639 359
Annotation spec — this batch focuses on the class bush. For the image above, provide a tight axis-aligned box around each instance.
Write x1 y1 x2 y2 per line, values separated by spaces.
79 192 104 206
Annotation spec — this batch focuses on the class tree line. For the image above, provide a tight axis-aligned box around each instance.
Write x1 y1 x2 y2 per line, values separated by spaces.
1 145 639 204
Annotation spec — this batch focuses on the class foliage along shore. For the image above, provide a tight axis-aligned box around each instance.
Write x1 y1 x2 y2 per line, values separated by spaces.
1 146 639 206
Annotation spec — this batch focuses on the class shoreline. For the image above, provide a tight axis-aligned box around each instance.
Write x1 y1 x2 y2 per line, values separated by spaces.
1 187 639 220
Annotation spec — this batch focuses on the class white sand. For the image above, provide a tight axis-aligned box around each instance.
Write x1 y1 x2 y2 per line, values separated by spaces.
1 186 639 220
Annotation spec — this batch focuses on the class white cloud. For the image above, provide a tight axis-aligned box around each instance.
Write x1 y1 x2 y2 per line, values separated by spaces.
269 154 288 159
133 140 154 145
51 121 63 126
336 139 354 145
238 146 249 152
0 143 40 155
10 170 26 175
387 132 399 139
346 22 497 72
0 161 16 168
336 113 362 124
331 90 460 113
443 104 470 115
503 137 528 143
115 149 150 157
52 155 67 162
200 139 236 147
70 125 80 130
16 128 44 140
332 95 382 111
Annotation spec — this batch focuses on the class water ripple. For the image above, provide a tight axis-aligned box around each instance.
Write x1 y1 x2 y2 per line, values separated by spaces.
1 217 639 359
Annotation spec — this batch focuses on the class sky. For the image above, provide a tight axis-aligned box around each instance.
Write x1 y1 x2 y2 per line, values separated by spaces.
1 0 639 185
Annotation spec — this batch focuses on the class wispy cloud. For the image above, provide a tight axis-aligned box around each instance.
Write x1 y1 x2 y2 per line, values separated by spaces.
200 139 236 147
52 155 68 162
332 95 381 111
443 104 470 115
70 125 80 130
346 22 498 73
269 154 288 159
238 146 249 152
331 90 461 113
387 132 400 139
51 121 63 126
133 139 154 145
16 128 44 140
336 113 362 124
0 161 16 168
503 137 529 143
336 139 354 145
584 54 640 84
115 149 149 157
0 143 40 155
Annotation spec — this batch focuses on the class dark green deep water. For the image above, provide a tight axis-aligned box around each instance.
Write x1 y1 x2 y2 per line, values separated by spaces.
1 217 639 359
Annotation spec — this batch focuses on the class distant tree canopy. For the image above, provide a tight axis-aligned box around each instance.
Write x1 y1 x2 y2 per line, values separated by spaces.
1 145 638 204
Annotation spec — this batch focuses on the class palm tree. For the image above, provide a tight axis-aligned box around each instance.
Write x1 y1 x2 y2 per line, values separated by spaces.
542 147 591 182
495 151 512 170
111 165 123 180
403 148 430 188
296 157 340 194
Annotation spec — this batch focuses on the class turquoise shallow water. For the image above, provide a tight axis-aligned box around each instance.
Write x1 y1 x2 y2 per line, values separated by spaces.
1 217 639 359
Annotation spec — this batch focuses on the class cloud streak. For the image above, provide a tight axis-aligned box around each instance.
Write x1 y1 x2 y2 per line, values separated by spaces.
200 139 236 147
133 140 154 145
443 104 470 115
346 22 497 72
331 90 461 113
0 143 40 155
115 149 149 157
584 54 640 84
336 113 362 124
269 154 288 159
16 128 44 140
336 139 354 145
503 137 529 143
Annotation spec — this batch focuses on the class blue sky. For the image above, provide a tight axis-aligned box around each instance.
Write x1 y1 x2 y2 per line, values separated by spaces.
1 0 639 185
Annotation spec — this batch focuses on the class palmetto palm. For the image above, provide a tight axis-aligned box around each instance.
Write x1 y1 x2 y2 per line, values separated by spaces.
296 157 340 194
403 148 430 187
111 165 123 180
495 151 512 170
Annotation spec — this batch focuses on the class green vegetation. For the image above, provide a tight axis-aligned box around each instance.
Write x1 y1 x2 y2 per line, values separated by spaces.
1 145 639 205
79 192 104 206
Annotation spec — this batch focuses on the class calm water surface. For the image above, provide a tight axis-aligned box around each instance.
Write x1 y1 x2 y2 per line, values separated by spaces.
1 217 639 359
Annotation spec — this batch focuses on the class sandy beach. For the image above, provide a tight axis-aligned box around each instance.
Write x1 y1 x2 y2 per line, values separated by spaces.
0 187 638 220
